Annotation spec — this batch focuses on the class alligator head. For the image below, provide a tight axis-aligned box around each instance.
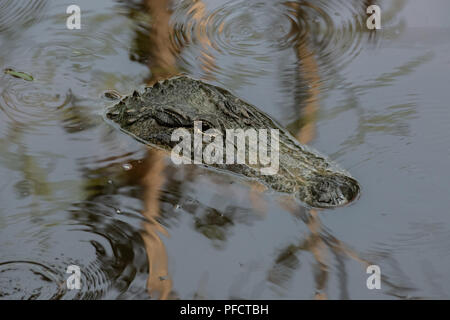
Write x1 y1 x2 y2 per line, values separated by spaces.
105 76 360 209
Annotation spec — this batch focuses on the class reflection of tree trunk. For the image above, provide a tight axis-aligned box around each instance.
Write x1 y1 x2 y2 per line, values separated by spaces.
145 0 178 84
294 7 326 299
141 0 215 299
295 42 320 145
140 0 176 299
141 149 172 299
306 210 328 300
280 198 374 299
186 0 217 80
280 199 329 299
291 8 377 296
145 0 217 84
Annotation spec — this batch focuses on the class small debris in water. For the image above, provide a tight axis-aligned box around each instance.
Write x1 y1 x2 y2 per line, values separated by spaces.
115 208 122 214
122 163 132 171
4 68 34 81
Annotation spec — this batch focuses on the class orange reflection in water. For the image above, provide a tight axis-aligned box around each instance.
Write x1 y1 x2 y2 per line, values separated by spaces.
139 0 216 299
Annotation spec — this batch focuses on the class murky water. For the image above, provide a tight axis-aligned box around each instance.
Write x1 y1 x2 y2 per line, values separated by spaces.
0 0 449 299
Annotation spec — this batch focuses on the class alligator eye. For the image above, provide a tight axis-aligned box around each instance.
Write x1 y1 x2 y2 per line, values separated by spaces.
200 120 212 131
153 108 192 128
196 118 220 132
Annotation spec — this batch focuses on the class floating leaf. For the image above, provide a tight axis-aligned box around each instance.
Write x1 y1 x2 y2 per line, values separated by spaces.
4 68 34 81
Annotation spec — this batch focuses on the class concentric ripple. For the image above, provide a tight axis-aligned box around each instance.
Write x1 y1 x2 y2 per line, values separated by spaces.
170 0 299 57
0 0 47 35
169 0 299 79
291 0 369 71
0 14 134 136
0 201 149 299
0 82 73 126
0 261 65 300
168 0 369 79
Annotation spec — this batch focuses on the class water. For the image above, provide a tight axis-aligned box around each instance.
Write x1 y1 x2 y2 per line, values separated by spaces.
0 0 449 299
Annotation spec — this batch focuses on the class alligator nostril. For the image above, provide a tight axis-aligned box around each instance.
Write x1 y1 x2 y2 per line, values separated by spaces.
308 174 360 208
106 110 119 119
339 178 360 204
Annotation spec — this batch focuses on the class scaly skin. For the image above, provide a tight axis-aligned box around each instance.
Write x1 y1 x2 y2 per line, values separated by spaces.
105 76 360 208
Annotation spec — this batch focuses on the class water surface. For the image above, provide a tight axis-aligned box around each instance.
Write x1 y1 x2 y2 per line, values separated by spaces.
1 0 450 299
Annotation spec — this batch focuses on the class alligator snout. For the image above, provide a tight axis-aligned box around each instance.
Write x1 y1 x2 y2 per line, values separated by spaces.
303 173 360 208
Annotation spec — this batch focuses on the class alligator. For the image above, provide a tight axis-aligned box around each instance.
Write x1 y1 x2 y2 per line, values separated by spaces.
105 75 360 208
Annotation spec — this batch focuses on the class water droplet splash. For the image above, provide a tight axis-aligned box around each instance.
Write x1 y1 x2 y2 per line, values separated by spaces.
122 163 132 171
